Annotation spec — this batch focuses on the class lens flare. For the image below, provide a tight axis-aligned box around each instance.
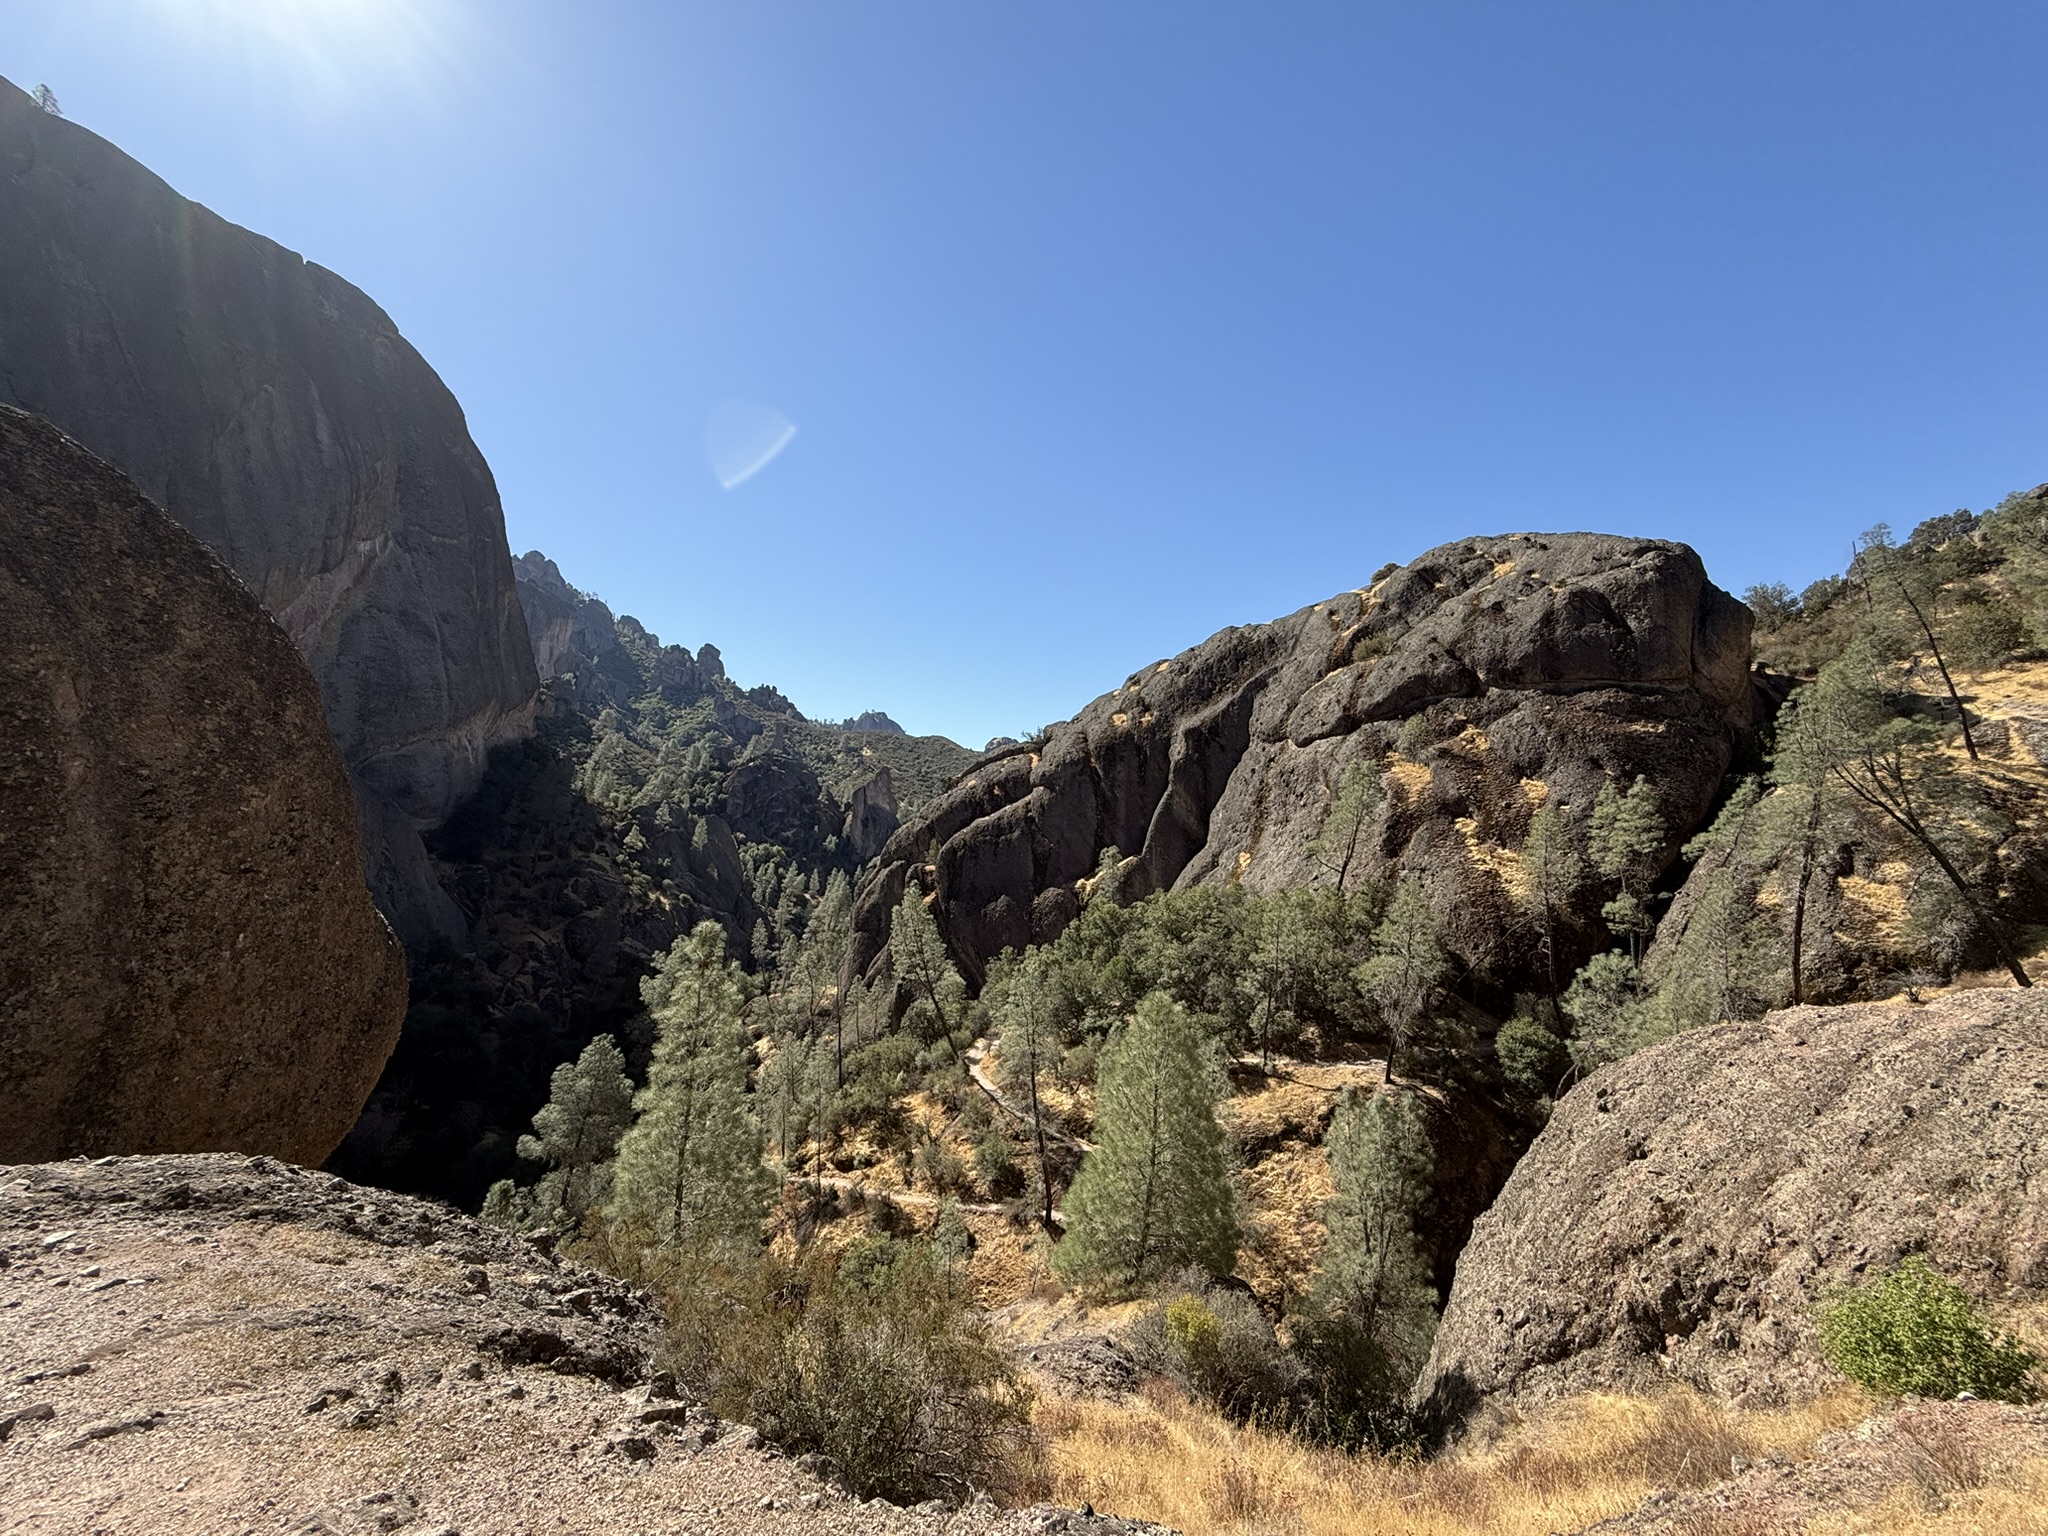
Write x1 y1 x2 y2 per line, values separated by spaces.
706 400 797 490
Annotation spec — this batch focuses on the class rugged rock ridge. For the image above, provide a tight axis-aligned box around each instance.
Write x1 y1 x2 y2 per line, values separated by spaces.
0 76 538 938
0 407 406 1164
850 533 1757 1000
1416 988 2048 1424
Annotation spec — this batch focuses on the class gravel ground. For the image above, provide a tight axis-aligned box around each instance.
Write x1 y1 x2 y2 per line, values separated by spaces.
0 1156 1165 1536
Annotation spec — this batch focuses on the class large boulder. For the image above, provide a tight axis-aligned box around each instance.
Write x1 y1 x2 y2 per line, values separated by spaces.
0 76 537 937
1416 989 2048 1424
849 532 1758 998
0 407 407 1164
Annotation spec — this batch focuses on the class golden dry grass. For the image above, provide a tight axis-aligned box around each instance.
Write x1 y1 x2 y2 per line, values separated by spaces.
1035 1385 1867 1536
1806 1455 2048 1535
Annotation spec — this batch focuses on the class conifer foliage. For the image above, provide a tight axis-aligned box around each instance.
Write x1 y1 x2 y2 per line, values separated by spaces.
1053 992 1238 1291
1294 1086 1439 1446
522 1034 634 1225
607 921 773 1249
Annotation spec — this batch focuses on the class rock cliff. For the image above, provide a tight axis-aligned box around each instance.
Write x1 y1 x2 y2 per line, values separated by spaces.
850 533 1758 1002
0 76 537 938
0 406 407 1165
1415 988 2048 1424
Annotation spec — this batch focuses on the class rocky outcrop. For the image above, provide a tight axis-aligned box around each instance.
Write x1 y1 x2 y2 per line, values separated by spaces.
515 550 630 683
845 768 902 863
850 533 1757 996
0 407 406 1165
1416 989 2048 1423
0 1155 1150 1535
727 752 838 860
0 76 537 938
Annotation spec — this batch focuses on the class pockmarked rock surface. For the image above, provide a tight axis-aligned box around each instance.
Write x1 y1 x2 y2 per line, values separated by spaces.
0 408 406 1165
1417 989 2048 1423
0 1156 1165 1536
850 533 1756 998
0 76 537 936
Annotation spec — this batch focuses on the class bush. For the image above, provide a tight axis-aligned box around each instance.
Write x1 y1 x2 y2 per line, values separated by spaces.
974 1130 1025 1199
1495 1007 1572 1098
584 1232 1041 1504
1130 1276 1305 1426
1817 1255 2039 1402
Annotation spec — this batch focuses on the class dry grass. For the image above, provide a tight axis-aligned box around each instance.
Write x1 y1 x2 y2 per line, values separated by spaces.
1035 1385 1865 1536
1806 1455 2048 1534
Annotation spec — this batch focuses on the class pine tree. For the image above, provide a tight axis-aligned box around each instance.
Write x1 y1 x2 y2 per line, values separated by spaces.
989 947 1064 1228
1354 876 1448 1080
1052 992 1238 1291
516 1033 635 1230
1516 803 1584 997
1242 893 1319 1072
1310 759 1386 893
1855 524 1979 759
608 922 774 1249
1759 726 1852 1005
759 1032 817 1169
1641 779 1772 1032
1774 644 2030 987
1564 949 1652 1069
891 886 968 1061
1294 1087 1439 1440
1588 775 1665 965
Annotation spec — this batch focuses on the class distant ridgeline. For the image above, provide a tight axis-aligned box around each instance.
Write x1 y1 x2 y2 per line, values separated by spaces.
330 551 973 1205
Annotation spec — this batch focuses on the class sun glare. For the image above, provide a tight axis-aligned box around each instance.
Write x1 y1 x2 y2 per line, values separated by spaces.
141 0 462 103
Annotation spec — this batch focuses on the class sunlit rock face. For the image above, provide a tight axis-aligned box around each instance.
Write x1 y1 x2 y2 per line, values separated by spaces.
0 76 537 938
0 406 407 1164
1417 989 2048 1422
848 532 1759 1011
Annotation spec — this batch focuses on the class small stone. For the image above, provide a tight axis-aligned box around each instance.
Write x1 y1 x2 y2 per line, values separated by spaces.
40 1231 79 1250
0 1403 55 1441
60 1410 164 1449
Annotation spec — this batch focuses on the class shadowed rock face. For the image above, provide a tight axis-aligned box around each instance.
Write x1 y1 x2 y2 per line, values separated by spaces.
0 407 407 1164
1415 989 2048 1425
849 532 1757 1000
0 77 537 938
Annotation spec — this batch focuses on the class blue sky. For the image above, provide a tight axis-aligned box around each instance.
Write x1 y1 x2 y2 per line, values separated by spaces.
11 3 2048 746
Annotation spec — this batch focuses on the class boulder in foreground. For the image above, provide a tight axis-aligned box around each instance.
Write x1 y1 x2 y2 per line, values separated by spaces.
0 407 407 1164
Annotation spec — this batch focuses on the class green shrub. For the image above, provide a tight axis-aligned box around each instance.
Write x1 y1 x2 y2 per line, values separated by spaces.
1495 1008 1572 1098
583 1231 1041 1505
1817 1255 2038 1402
1131 1277 1305 1426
